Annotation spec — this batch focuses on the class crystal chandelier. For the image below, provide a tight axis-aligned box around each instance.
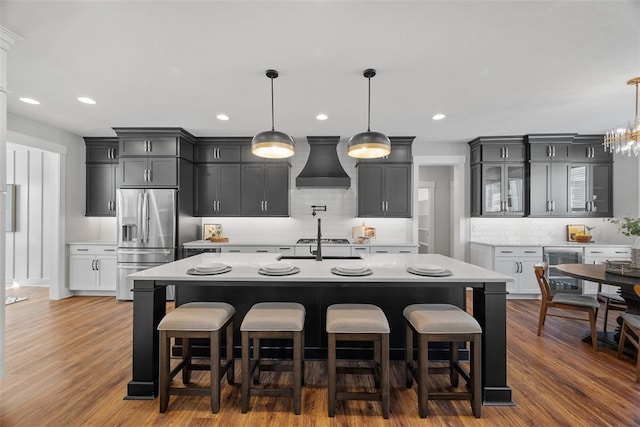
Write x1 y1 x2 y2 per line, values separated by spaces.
604 77 640 156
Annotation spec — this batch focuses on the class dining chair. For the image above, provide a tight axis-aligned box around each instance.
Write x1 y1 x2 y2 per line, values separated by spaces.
597 283 626 333
617 285 640 382
534 262 600 351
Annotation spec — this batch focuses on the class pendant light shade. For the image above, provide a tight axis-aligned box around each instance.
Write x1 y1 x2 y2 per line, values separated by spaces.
347 68 391 159
252 69 295 159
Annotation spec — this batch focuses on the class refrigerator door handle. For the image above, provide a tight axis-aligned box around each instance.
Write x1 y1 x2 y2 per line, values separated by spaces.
136 193 144 243
142 192 149 243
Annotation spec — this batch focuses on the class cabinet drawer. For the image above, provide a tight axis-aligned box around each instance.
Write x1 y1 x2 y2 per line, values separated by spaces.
120 137 178 157
69 244 116 255
221 246 275 253
584 247 631 258
494 246 542 257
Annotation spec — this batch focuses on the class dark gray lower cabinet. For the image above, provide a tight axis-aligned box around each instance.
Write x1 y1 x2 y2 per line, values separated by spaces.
194 163 241 216
358 163 411 217
241 163 289 216
86 163 118 216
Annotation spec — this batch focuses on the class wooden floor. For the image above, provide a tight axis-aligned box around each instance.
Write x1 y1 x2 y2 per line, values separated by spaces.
2 286 640 426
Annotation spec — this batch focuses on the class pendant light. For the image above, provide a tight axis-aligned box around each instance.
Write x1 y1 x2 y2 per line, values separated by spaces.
251 69 295 159
347 68 391 159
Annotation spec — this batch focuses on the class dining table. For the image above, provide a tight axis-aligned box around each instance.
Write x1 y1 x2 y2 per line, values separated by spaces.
556 263 640 346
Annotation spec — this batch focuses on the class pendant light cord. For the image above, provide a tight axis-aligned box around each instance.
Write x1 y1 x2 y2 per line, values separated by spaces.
270 76 275 132
635 80 639 131
367 75 372 132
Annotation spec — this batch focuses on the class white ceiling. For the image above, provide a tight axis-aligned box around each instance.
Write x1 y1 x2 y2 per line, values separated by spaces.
2 1 639 151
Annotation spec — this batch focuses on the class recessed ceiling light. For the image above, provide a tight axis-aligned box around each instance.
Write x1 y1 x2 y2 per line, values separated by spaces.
19 97 40 105
78 97 96 105
432 113 446 121
316 114 328 121
217 114 229 121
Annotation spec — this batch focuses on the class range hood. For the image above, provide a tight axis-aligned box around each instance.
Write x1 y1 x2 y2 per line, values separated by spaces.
296 136 351 188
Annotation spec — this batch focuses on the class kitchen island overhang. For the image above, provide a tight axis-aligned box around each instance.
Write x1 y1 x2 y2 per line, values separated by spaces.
125 253 514 406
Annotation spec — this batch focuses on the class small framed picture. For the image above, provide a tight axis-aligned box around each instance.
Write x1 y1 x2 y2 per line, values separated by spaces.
202 224 221 240
567 224 585 241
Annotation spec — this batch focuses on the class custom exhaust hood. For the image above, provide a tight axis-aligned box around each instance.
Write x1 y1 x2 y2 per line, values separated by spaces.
296 136 351 188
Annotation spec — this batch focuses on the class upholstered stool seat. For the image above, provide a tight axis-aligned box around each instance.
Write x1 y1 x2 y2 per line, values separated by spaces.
158 302 235 413
326 304 390 419
404 304 482 418
241 302 306 415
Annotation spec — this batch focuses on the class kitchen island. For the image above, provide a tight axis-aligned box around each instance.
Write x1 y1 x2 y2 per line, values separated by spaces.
125 253 513 405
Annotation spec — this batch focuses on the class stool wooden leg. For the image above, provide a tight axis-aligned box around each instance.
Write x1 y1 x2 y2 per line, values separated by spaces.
450 342 460 388
381 333 390 419
293 330 302 415
301 330 306 386
418 334 428 418
159 330 170 413
210 330 221 413
405 323 414 388
374 339 381 388
226 321 235 385
252 337 261 385
328 332 336 417
182 337 191 384
472 334 482 418
241 331 250 413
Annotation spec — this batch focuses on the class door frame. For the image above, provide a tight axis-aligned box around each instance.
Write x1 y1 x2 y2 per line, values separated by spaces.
412 155 466 261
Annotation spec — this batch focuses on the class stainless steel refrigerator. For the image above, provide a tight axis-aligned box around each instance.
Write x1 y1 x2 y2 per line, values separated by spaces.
116 188 177 300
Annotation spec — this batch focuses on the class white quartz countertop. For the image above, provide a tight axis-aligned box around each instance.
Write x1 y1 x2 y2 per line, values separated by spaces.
127 253 513 283
182 240 417 247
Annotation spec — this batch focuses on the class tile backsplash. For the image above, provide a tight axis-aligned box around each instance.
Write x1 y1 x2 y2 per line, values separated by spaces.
469 217 635 245
200 138 413 243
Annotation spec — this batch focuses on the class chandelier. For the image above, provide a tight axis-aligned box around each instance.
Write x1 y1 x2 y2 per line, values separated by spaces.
604 77 640 156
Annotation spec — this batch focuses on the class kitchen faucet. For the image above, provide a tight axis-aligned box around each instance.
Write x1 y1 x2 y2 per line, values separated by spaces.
311 205 326 261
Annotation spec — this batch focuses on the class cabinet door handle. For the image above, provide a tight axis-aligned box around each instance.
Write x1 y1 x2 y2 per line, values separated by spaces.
264 200 268 211
217 201 220 212
552 145 556 157
551 201 555 211
505 146 509 158
91 259 96 270
500 250 514 254
261 201 264 211
546 200 550 212
515 261 519 274
96 259 100 270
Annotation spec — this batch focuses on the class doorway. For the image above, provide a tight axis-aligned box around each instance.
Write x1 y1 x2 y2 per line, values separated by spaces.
417 182 434 254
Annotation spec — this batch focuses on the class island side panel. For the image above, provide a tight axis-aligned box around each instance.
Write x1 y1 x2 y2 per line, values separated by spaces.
126 280 166 400
473 281 513 405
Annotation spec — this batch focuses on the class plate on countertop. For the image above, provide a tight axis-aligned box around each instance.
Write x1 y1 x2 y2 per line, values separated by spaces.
406 267 452 277
194 262 229 273
331 267 373 277
258 266 300 276
262 262 295 273
410 264 446 274
335 263 368 274
187 266 232 276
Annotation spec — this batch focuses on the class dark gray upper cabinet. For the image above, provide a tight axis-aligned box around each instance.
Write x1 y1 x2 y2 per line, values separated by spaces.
241 163 289 216
114 128 195 188
469 136 526 217
357 137 413 218
568 162 612 217
84 137 119 216
194 163 241 216
570 134 612 162
195 137 245 162
470 133 613 218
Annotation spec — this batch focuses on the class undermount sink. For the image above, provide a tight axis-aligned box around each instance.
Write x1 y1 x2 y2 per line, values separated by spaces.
279 256 362 260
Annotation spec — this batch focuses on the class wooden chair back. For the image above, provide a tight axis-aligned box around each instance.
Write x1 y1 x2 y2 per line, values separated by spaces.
534 262 552 302
635 285 640 298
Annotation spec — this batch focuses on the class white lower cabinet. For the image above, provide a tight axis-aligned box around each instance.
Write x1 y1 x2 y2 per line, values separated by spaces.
369 246 418 254
583 246 631 295
68 244 117 292
470 244 542 297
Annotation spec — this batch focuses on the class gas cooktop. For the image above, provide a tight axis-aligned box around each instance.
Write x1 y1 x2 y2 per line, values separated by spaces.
296 238 350 244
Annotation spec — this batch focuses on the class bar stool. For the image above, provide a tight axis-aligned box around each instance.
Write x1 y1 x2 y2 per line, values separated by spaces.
158 302 235 413
241 302 306 415
404 304 482 418
326 303 390 419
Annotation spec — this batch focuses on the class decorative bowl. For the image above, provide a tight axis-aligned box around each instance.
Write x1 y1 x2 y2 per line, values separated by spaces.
574 234 592 243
